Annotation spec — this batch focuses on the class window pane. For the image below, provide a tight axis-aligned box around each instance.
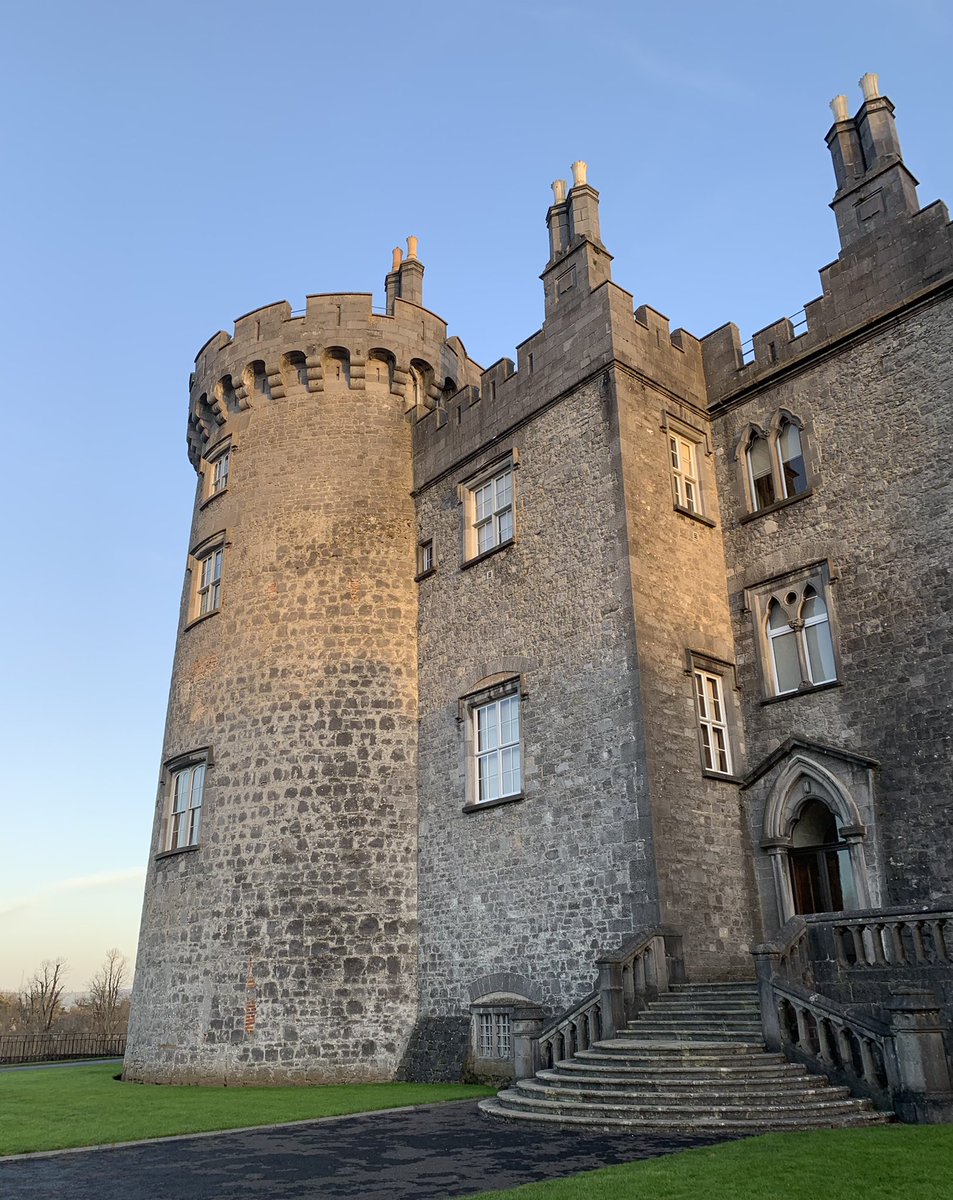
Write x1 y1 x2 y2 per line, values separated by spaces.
768 600 790 630
478 753 500 801
477 520 494 554
801 587 827 621
500 695 519 745
778 424 807 496
670 436 679 469
748 437 775 508
495 471 512 509
497 508 513 543
712 727 729 774
501 745 521 795
475 482 492 521
805 619 836 684
172 773 186 812
772 629 801 693
706 676 723 721
693 672 707 717
191 764 205 806
699 723 714 770
477 704 499 752
684 480 696 512
495 1013 511 1058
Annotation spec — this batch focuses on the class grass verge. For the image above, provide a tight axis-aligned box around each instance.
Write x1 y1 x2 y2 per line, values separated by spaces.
464 1124 953 1200
0 1062 494 1155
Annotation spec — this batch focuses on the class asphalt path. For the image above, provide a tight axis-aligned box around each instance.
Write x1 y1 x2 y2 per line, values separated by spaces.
0 1099 733 1200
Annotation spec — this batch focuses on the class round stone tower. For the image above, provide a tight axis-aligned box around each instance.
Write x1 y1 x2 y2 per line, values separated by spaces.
126 247 478 1083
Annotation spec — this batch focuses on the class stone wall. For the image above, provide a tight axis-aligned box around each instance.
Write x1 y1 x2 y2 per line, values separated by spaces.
126 307 428 1084
413 371 658 1020
613 361 760 976
712 291 953 930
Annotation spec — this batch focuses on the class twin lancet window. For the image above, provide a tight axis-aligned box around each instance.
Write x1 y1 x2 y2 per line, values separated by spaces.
766 583 836 695
746 420 808 512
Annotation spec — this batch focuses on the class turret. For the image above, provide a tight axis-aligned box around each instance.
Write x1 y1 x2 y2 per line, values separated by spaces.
827 73 920 250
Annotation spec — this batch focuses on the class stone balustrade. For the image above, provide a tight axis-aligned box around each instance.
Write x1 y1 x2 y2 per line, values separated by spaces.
754 908 953 1122
525 928 685 1076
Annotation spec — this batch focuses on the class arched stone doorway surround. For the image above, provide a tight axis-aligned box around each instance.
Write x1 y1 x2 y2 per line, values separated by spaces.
761 754 874 927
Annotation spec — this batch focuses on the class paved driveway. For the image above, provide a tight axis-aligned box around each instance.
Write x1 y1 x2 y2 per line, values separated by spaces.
0 1099 732 1200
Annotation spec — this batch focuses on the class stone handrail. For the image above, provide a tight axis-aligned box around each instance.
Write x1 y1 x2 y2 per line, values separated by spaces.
535 990 602 1071
753 907 953 1122
770 977 894 1105
826 909 952 969
525 927 685 1076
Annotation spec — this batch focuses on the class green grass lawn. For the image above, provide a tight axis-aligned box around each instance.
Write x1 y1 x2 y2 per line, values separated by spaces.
464 1125 953 1200
0 1062 494 1155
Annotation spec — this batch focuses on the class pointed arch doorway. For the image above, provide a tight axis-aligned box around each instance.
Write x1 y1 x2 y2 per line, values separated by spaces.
789 797 861 914
761 757 873 926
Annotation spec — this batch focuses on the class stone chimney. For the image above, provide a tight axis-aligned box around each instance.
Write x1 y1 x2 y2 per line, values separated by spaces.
826 73 920 251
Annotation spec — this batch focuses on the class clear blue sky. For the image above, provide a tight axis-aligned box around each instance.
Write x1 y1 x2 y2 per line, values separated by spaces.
1 0 950 992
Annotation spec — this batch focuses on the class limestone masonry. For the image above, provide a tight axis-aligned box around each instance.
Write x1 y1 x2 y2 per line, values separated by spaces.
126 75 952 1086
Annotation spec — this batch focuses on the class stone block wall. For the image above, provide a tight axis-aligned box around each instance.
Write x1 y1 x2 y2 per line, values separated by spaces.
712 291 953 925
412 371 658 1020
126 302 433 1084
612 347 759 978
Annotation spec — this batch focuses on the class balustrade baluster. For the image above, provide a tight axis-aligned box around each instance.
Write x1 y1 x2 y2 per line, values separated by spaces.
634 951 647 1006
794 1004 811 1049
871 924 889 966
858 1037 879 1086
834 926 849 966
911 921 929 963
816 1017 835 1065
850 926 865 964
835 1023 853 1069
935 919 950 963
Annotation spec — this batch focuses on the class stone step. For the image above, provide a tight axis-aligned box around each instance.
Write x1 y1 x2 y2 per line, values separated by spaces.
648 999 760 1012
574 1042 772 1063
486 1090 884 1124
480 979 891 1133
616 1030 764 1044
551 1059 814 1081
540 1068 830 1091
478 1097 886 1132
626 1015 763 1028
523 1077 854 1103
670 981 758 991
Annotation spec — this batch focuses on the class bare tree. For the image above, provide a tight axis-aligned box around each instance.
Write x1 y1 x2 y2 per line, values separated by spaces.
21 960 67 1032
86 949 128 1037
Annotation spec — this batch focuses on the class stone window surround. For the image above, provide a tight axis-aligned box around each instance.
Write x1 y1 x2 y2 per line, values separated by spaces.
185 530 228 629
457 450 519 566
735 408 814 518
199 434 233 508
743 560 842 702
685 650 743 782
415 538 435 581
156 745 212 859
662 412 712 522
458 673 527 813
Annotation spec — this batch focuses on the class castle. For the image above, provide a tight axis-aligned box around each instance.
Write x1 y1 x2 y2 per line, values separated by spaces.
125 74 953 1090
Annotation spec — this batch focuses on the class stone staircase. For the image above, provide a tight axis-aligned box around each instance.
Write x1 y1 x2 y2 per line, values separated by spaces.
479 981 890 1131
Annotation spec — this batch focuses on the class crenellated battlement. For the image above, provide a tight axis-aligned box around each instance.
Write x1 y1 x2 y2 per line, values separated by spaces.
702 197 953 405
187 287 482 468
412 274 709 489
703 76 953 406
